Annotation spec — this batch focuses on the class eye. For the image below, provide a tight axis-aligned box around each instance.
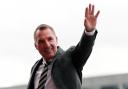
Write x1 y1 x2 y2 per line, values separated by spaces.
48 37 54 41
38 40 45 44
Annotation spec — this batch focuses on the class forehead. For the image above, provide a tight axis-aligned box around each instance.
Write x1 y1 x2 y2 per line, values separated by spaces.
35 28 56 39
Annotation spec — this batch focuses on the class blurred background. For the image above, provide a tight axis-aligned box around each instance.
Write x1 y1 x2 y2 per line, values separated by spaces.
0 0 128 89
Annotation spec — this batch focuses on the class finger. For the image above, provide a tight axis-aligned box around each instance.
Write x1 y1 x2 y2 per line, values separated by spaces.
85 7 88 17
91 5 94 15
89 4 91 14
95 10 100 18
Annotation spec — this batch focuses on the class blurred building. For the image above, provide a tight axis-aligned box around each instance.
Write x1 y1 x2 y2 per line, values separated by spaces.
0 85 26 89
82 73 128 89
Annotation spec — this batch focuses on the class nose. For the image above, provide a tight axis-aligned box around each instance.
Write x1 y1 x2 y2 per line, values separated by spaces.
45 41 50 48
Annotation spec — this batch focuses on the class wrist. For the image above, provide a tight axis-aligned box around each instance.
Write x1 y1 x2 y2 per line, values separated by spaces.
84 28 96 36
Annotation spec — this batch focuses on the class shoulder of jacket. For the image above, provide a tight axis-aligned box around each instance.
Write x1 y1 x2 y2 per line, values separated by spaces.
31 60 40 74
65 46 76 54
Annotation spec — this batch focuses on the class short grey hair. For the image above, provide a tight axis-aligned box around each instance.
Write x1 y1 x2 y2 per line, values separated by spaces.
34 24 56 41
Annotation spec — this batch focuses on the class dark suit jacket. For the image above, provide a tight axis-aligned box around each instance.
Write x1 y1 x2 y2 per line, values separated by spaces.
27 31 97 89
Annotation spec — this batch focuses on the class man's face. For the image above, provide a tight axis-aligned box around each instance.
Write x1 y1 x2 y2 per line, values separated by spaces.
35 28 58 61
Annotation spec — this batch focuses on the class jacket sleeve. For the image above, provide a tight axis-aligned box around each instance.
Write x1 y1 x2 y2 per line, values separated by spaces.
71 30 98 71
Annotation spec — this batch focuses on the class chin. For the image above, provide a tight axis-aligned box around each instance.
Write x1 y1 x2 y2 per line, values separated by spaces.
46 55 55 60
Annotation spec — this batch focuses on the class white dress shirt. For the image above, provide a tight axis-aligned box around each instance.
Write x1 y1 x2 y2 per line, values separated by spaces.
34 59 57 89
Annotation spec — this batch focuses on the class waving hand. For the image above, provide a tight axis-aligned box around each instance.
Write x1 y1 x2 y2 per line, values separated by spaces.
84 4 100 32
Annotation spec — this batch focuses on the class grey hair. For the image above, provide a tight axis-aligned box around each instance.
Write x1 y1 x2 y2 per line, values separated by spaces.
34 24 56 41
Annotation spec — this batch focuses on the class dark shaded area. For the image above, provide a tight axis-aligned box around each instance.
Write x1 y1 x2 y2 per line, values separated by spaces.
101 85 119 89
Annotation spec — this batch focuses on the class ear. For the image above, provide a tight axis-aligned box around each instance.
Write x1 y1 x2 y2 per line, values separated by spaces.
34 43 38 50
56 37 58 45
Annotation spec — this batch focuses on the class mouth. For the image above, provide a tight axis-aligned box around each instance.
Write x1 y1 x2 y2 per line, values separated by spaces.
44 48 52 53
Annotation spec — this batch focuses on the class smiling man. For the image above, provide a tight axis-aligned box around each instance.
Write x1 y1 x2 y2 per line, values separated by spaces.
27 4 100 89
34 26 58 62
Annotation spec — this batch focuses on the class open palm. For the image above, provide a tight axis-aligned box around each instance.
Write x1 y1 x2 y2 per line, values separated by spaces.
84 4 100 32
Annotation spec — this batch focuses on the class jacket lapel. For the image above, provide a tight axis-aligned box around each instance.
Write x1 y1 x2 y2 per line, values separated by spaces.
27 59 42 89
27 46 64 89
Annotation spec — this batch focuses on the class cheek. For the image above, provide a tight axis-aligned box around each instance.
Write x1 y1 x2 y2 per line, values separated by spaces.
53 44 58 52
36 44 44 51
51 42 57 48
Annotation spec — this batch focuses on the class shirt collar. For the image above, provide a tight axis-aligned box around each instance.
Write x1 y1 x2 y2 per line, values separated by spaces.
42 57 52 65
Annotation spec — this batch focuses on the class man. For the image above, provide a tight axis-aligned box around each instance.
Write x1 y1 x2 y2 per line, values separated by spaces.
27 4 100 89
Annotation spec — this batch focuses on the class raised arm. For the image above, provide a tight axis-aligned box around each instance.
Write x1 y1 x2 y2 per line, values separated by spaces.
71 4 100 70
